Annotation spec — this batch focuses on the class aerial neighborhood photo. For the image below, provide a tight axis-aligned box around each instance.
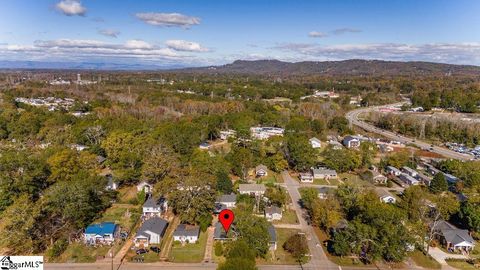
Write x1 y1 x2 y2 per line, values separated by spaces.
1 1 480 270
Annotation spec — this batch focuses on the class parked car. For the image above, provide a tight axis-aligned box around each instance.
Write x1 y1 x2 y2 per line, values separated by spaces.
136 249 148 255
150 246 160 253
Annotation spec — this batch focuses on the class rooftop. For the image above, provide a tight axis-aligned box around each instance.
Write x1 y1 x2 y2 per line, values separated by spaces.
265 205 282 215
217 193 237 204
174 224 200 237
136 217 168 238
239 184 266 193
85 222 117 235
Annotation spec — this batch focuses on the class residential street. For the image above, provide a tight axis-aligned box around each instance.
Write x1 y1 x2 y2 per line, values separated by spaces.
280 171 339 270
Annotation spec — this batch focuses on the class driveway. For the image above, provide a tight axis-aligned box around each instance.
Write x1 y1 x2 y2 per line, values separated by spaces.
428 247 467 269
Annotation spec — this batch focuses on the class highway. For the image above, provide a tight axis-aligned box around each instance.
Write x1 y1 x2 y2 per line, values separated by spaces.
345 103 472 161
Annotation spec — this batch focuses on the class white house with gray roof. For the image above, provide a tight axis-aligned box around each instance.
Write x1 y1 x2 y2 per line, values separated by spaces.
216 193 237 208
239 184 266 196
173 224 200 244
142 195 168 218
376 189 396 203
255 164 268 177
386 166 402 176
313 168 338 180
134 217 168 248
265 206 282 221
433 220 476 252
309 137 322 148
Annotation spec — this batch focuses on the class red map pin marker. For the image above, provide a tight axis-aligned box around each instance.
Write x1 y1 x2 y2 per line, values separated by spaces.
219 209 234 233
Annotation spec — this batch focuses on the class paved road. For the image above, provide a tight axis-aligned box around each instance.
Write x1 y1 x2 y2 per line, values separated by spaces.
280 171 339 270
45 262 384 270
346 103 471 161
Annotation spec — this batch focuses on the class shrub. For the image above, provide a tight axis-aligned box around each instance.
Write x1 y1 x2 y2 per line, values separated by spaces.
214 241 224 256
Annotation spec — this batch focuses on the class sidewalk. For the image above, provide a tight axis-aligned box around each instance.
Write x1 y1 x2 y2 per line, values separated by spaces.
203 226 215 262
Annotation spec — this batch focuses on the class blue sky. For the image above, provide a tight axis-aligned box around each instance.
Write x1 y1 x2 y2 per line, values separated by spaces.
1 0 480 67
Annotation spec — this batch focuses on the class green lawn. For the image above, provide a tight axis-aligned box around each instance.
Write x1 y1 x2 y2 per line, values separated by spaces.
446 260 478 270
96 204 141 232
340 173 373 187
410 250 441 269
257 228 304 265
313 179 331 185
256 173 280 184
274 209 299 224
55 242 110 263
168 231 207 263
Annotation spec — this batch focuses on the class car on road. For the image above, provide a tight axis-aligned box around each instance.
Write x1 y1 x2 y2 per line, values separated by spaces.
136 249 148 255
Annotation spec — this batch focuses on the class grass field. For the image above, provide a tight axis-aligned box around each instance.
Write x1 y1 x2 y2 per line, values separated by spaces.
168 231 207 263
256 173 281 184
257 228 303 265
274 209 299 224
56 242 110 263
410 250 441 269
340 173 373 187
95 204 141 232
446 260 478 270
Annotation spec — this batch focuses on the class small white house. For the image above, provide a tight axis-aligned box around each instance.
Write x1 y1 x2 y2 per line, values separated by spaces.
216 193 237 208
309 137 322 149
386 166 402 176
376 189 396 203
137 181 152 193
239 184 266 196
173 224 200 243
142 196 168 218
342 136 361 148
313 168 338 180
105 176 118 191
317 187 334 199
299 172 314 183
265 206 282 221
255 164 268 177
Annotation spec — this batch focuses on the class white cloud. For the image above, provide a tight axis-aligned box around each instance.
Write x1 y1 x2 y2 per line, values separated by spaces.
98 29 120 38
308 31 328 38
135 12 200 28
165 40 209 52
0 39 185 62
272 42 480 64
55 0 86 16
125 40 153 49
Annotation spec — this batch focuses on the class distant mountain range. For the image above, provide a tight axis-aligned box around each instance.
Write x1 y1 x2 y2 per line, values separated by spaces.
178 59 480 77
1 59 480 76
